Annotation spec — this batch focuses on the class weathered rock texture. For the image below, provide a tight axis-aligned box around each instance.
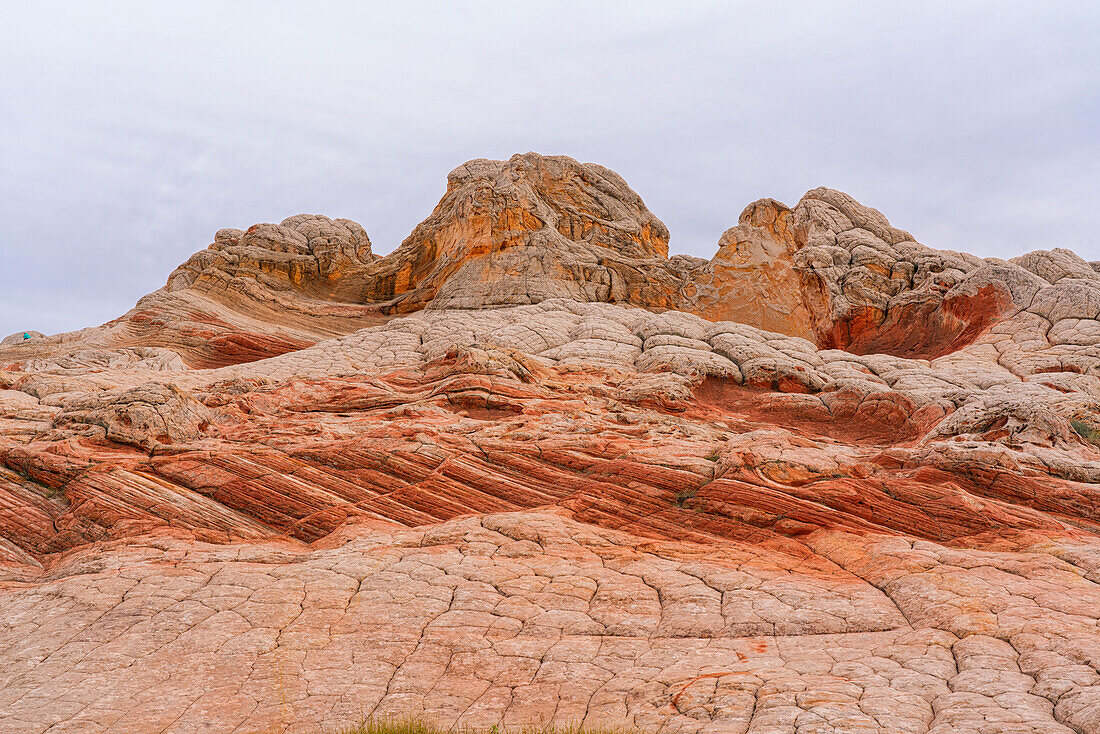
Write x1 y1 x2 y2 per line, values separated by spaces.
358 154 681 313
2 153 1100 734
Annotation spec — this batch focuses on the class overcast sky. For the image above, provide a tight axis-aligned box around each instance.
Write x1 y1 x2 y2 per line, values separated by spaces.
1 2 1098 337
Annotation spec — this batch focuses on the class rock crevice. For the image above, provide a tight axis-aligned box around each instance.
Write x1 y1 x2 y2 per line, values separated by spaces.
2 153 1100 733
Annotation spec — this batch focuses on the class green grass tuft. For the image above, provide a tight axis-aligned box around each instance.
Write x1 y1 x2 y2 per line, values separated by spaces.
1070 419 1100 445
335 718 636 734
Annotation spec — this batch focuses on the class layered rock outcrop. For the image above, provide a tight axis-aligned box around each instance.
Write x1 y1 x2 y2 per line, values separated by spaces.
356 153 687 312
2 153 1100 733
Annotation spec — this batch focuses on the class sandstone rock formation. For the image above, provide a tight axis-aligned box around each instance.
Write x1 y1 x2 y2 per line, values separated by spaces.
2 153 1100 733
356 153 687 313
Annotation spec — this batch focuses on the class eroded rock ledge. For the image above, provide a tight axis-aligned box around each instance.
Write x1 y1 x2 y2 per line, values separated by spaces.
2 153 1100 733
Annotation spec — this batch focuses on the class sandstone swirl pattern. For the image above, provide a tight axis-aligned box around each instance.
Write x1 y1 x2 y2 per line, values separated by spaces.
2 153 1100 733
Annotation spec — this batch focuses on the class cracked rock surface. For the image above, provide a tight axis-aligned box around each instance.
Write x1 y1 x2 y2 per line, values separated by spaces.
2 153 1100 733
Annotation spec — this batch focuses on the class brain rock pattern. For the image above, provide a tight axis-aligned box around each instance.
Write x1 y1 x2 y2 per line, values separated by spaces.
2 153 1100 734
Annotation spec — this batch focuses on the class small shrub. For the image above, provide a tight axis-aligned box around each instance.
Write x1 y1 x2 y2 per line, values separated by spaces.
1070 419 1100 445
675 487 697 507
704 448 720 462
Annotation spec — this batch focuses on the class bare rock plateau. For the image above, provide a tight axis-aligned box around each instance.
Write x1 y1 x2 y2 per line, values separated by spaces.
3 153 1100 733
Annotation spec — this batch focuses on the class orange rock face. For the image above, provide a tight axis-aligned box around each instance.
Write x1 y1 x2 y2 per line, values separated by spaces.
357 153 682 313
680 199 816 338
2 154 1100 733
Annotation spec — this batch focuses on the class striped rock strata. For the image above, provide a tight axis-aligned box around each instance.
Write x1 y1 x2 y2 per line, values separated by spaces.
1 154 1100 733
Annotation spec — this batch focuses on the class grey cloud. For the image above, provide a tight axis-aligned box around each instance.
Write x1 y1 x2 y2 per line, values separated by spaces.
1 1 1097 336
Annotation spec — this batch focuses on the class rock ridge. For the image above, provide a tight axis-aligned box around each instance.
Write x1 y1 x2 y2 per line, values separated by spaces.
2 153 1100 733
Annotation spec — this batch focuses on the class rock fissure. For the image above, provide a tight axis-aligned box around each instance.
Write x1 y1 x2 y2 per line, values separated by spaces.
4 154 1100 732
